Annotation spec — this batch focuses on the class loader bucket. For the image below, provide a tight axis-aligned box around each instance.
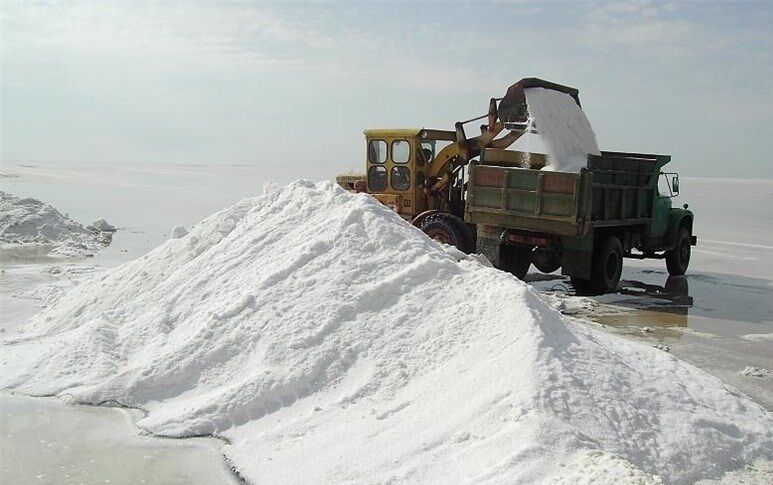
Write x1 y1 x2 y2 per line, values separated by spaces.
497 78 581 124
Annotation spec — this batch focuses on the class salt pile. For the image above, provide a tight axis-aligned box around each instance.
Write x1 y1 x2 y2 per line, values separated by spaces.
2 181 771 483
0 191 110 256
524 87 601 172
88 219 116 232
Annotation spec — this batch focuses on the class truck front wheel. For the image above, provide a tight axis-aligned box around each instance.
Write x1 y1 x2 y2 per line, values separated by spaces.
666 227 691 276
572 236 623 295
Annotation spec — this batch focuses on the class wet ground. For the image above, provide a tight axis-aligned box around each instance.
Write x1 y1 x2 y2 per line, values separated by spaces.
0 394 240 485
528 177 773 410
0 245 244 485
531 255 773 409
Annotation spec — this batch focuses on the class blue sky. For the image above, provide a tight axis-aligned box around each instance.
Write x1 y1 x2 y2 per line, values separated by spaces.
1 1 771 178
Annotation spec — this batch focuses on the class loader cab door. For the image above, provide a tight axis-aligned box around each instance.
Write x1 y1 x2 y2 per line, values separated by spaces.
390 139 412 192
367 139 388 192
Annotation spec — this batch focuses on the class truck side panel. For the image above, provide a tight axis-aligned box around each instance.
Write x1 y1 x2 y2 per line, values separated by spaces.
467 153 666 233
465 164 589 237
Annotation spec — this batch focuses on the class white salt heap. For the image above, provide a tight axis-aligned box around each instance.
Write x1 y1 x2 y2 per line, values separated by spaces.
88 219 116 232
524 87 601 172
2 181 771 483
0 191 108 256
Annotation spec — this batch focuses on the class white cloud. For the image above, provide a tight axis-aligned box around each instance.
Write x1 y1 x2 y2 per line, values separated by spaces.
576 2 697 61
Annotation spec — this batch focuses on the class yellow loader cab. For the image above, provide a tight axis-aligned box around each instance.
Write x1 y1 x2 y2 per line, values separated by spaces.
336 128 457 222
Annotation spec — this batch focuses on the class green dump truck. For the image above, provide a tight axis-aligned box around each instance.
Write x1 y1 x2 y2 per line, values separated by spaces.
466 150 696 294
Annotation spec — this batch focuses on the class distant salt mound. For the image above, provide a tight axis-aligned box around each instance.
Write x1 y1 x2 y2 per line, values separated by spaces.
0 191 110 257
88 219 116 232
525 87 600 172
170 225 188 239
2 181 771 483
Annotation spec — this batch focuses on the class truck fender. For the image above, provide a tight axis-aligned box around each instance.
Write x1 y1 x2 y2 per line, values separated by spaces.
665 210 694 249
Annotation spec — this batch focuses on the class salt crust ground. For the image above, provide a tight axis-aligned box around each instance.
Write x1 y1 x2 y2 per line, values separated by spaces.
0 191 105 256
2 181 771 484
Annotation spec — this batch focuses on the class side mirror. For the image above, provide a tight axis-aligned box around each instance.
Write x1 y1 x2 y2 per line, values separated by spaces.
671 175 680 195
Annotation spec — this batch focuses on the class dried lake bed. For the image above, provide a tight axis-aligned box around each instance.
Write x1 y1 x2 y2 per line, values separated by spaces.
1 162 771 482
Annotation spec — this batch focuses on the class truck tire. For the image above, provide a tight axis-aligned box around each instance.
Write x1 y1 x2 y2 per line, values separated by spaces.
572 236 623 295
420 213 474 253
664 275 689 297
569 277 593 295
531 249 561 274
501 245 531 280
666 227 691 276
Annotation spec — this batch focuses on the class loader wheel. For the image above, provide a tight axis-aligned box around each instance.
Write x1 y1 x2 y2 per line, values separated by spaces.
573 236 622 295
420 213 474 253
666 227 691 276
501 245 531 280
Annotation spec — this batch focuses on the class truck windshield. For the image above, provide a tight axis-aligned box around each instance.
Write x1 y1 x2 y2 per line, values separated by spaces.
658 172 679 197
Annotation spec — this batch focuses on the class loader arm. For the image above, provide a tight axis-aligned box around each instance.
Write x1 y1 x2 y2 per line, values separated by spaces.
426 123 525 192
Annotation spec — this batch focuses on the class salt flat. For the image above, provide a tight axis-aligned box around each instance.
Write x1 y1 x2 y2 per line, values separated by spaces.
0 394 239 485
1 161 771 483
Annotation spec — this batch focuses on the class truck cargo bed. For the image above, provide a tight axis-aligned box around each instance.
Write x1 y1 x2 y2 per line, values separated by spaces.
465 151 670 236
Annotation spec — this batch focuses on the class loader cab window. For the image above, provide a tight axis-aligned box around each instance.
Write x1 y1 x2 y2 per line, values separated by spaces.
418 141 434 166
368 140 387 164
368 165 387 191
392 139 410 163
391 166 411 191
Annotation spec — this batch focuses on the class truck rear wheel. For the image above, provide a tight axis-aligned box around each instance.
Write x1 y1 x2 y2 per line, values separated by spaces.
501 245 531 280
531 249 561 274
572 236 623 295
420 213 474 253
569 277 592 295
666 227 691 276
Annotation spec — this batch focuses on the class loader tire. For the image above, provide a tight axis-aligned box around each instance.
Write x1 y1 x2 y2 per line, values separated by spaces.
666 227 691 276
420 213 474 253
573 236 622 295
501 245 531 280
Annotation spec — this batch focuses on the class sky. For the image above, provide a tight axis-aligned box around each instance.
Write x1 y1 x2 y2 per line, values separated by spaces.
1 1 772 178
